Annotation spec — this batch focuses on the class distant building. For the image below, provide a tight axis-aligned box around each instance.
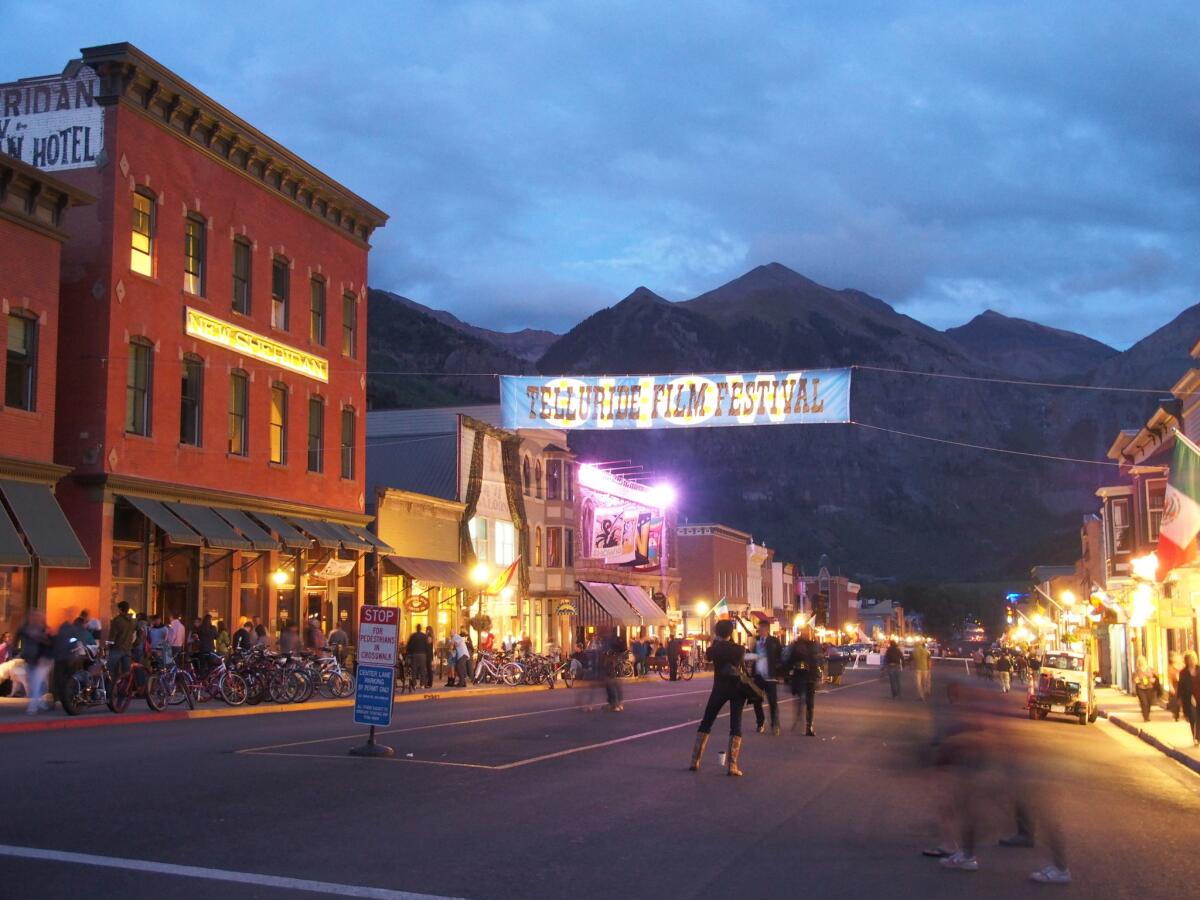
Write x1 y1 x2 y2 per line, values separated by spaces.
677 523 752 633
798 554 860 634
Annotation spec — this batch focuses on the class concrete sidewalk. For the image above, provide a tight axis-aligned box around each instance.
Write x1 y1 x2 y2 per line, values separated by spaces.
1096 686 1200 775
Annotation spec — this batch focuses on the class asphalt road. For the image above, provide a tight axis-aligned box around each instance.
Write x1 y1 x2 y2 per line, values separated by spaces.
2 661 1198 899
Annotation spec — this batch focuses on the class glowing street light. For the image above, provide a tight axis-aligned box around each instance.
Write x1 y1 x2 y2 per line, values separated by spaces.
1130 552 1159 582
695 600 709 617
1060 589 1076 607
271 568 289 586
470 562 491 588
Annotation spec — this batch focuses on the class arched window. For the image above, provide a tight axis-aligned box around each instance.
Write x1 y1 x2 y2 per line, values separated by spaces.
534 460 543 499
522 456 531 495
534 526 542 567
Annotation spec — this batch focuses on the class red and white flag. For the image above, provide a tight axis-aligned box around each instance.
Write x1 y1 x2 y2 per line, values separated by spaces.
1157 435 1200 581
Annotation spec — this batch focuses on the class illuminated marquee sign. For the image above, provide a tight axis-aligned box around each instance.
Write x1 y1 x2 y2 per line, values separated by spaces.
500 369 851 430
185 307 329 383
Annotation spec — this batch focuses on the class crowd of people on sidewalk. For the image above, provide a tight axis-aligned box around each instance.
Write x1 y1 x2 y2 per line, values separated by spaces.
1125 651 1200 748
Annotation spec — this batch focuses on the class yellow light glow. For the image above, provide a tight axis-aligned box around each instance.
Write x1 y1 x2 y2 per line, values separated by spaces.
185 307 329 383
1130 583 1155 628
1060 590 1076 607
844 623 856 634
793 613 807 628
1032 613 1045 627
500 586 514 600
271 569 289 586
695 601 709 617
470 562 491 586
1130 552 1159 582
437 611 448 625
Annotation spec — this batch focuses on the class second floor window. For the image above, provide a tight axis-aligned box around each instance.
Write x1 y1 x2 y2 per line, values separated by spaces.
494 521 515 566
272 258 290 330
125 339 153 435
5 313 37 411
270 383 287 464
228 370 248 456
470 517 489 563
307 396 324 473
546 527 562 568
130 190 155 277
179 355 203 446
546 459 562 500
565 528 574 566
232 238 252 314
1109 497 1132 555
342 293 357 358
183 215 206 295
310 277 326 345
1147 479 1167 542
340 406 355 479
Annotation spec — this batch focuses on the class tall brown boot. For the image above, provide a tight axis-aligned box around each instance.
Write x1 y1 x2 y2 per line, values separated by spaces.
726 735 744 776
688 732 709 771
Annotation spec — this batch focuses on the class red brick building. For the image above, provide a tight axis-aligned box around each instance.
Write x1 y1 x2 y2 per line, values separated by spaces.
676 523 752 635
0 153 93 636
4 44 389 635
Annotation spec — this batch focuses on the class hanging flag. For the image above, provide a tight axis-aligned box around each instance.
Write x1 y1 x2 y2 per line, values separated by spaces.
1157 435 1200 581
712 597 730 620
487 557 521 595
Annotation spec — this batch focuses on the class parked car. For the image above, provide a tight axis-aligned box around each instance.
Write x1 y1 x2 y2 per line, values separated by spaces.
1027 649 1096 726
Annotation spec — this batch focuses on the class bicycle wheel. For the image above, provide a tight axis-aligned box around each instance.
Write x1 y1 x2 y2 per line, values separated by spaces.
269 671 292 703
220 672 248 706
287 670 311 703
561 666 575 688
109 673 132 713
658 664 670 681
178 672 196 710
328 672 352 698
61 674 83 716
682 662 695 681
146 673 168 711
500 662 524 686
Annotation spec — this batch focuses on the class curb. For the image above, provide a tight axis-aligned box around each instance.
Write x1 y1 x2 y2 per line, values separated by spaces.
1098 708 1200 777
0 674 708 735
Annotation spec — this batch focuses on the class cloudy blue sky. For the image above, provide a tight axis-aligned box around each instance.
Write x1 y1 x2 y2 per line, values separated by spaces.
6 1 1198 346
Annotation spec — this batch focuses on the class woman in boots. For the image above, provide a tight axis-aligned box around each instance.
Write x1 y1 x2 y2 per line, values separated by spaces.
688 619 747 776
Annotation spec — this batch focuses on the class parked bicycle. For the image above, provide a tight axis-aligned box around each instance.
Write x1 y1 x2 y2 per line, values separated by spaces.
473 651 523 686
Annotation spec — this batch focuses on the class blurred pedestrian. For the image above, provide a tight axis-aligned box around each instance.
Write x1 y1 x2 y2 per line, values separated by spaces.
1167 651 1184 722
17 610 52 714
787 626 822 736
305 615 325 652
405 627 429 690
233 620 254 654
1133 657 1157 722
253 623 269 648
216 621 231 657
885 640 904 698
1178 652 1199 747
107 601 136 678
604 630 626 711
453 630 471 686
167 613 186 661
913 640 932 700
667 632 682 681
425 626 436 686
748 618 782 735
995 653 1013 693
328 621 349 664
688 619 747 775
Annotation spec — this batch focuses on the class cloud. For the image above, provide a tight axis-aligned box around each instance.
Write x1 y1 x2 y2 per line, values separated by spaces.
4 0 1198 346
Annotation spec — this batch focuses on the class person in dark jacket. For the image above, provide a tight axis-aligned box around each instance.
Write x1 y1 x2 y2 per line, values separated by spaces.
232 621 255 653
667 634 683 681
107 601 136 678
748 619 783 735
196 615 218 677
1179 652 1199 747
787 626 822 736
688 619 748 775
884 640 904 698
405 628 430 689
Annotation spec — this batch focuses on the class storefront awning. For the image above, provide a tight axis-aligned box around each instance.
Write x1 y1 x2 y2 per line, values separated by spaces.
614 584 669 627
164 502 253 550
0 500 30 566
211 507 281 551
287 516 343 550
385 555 470 589
322 522 373 552
120 495 203 547
0 479 88 568
250 513 311 550
348 525 395 554
749 610 775 625
579 581 641 627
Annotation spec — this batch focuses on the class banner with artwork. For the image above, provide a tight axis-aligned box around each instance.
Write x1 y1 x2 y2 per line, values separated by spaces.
499 368 851 430
590 506 664 569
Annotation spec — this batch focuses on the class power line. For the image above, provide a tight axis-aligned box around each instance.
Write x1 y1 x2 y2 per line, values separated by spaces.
850 420 1121 467
851 364 1189 396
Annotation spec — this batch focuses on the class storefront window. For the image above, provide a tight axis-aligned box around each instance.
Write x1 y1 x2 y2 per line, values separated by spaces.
240 553 266 625
202 550 232 626
0 568 28 633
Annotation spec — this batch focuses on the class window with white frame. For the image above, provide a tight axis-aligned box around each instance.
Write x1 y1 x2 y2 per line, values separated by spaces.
494 520 516 566
469 517 489 563
1146 479 1167 542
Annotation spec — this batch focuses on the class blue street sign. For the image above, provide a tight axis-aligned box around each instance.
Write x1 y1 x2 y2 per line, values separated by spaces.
353 664 396 728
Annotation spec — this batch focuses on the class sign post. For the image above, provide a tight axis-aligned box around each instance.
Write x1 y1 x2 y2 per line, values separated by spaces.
349 606 399 758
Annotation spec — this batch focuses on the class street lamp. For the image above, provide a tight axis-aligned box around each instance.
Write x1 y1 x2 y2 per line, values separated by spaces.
1130 552 1159 583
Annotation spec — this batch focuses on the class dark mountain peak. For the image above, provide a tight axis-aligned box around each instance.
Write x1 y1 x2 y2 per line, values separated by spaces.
944 307 1117 380
619 286 669 306
729 261 819 291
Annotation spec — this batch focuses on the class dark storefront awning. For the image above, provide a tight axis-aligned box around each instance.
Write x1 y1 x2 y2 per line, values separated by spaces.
251 513 312 551
322 522 373 552
579 581 641 627
0 500 30 566
120 495 203 546
164 502 253 550
614 584 669 627
287 516 343 550
748 610 775 625
384 555 470 589
348 525 395 555
212 507 281 551
0 479 88 568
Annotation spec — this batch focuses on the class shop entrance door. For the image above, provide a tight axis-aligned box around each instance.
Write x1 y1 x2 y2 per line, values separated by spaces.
160 583 192 623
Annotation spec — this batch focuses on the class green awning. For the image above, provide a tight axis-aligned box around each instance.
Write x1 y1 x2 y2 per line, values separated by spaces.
250 512 311 551
120 495 203 546
322 522 373 552
0 480 88 568
287 516 343 550
163 502 253 550
349 525 394 554
212 508 281 551
0 503 30 567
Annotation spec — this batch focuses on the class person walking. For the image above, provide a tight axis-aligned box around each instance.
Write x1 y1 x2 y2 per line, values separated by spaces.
1167 651 1185 722
1178 652 1199 747
995 652 1013 693
16 609 53 714
107 601 136 679
405 628 430 691
688 619 748 775
424 626 435 687
328 621 349 664
667 632 682 681
453 630 471 687
787 626 822 736
912 640 932 700
748 619 782 735
885 640 904 698
1133 657 1157 722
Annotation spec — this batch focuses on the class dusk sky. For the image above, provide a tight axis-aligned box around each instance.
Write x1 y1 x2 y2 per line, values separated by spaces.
7 1 1198 346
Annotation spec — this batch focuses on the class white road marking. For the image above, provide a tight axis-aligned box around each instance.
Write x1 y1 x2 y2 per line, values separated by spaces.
236 686 713 754
0 844 459 899
236 676 876 770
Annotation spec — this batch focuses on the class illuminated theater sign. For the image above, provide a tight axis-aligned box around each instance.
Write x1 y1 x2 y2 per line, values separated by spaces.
500 369 851 430
185 307 329 383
